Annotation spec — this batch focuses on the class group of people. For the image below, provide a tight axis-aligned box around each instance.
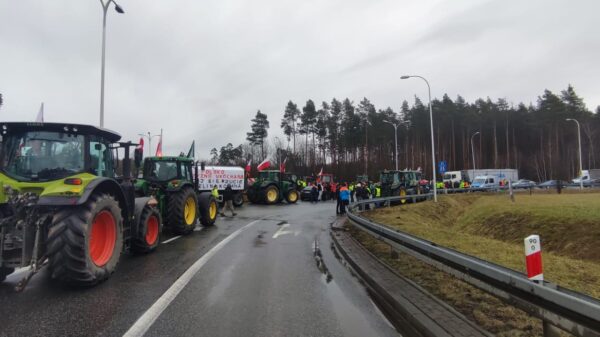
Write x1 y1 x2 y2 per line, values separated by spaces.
436 180 471 189
307 182 336 203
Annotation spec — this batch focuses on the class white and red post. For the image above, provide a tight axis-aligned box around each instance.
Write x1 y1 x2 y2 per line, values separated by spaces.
524 234 543 281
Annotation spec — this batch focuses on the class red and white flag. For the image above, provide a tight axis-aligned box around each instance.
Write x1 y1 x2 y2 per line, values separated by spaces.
279 158 287 172
136 138 144 152
245 159 252 173
318 167 323 176
155 136 163 157
257 158 270 171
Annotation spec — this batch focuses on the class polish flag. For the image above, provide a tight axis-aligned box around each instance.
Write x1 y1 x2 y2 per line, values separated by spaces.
155 137 162 157
136 138 144 152
257 158 270 171
245 159 252 173
318 167 323 176
279 158 287 172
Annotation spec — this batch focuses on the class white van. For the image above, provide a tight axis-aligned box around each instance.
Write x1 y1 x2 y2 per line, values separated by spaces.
471 175 499 190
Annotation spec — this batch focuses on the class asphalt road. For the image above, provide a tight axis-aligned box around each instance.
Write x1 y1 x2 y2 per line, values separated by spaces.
0 201 399 337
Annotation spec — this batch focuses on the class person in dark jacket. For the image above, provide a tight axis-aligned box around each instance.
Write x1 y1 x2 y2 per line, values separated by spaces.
311 184 319 203
220 184 237 217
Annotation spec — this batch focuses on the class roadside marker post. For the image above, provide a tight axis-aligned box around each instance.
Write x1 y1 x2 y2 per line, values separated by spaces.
524 235 543 282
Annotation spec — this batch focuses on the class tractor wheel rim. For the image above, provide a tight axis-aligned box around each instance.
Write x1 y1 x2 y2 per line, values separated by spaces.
89 210 117 267
145 215 159 245
289 191 297 202
184 197 196 225
209 200 217 220
267 189 277 202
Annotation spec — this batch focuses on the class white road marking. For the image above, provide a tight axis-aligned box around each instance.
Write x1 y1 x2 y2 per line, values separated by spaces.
193 226 204 232
160 236 181 244
122 220 261 337
272 223 300 238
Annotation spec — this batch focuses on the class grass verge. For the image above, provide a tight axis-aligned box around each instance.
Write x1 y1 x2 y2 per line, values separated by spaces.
362 193 600 298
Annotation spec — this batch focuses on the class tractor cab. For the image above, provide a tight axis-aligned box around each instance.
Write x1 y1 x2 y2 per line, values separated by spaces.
380 170 422 198
138 156 195 194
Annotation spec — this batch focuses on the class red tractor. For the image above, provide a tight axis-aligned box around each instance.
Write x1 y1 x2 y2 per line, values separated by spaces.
317 173 337 201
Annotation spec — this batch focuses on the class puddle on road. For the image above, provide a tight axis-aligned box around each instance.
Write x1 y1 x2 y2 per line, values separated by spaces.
313 238 386 337
254 230 268 247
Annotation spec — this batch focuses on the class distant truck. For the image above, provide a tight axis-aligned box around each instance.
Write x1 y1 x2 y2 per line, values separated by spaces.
197 166 245 206
443 169 518 187
572 169 600 185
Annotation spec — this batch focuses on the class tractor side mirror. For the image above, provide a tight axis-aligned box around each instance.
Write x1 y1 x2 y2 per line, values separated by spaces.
200 161 205 171
134 148 143 169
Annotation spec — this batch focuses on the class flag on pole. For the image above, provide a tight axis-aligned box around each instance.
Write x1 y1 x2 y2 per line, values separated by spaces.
257 158 270 171
156 129 163 157
318 167 323 176
136 138 144 152
279 158 287 172
245 159 252 173
156 136 163 157
187 140 195 158
35 102 44 122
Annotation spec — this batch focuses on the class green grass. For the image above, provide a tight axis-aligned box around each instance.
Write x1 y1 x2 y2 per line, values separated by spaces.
362 193 600 298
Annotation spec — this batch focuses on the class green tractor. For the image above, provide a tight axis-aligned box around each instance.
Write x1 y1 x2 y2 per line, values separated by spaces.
380 170 425 204
0 122 161 289
135 156 218 234
246 170 299 205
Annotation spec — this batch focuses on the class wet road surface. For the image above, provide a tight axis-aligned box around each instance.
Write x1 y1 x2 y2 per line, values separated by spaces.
0 201 399 337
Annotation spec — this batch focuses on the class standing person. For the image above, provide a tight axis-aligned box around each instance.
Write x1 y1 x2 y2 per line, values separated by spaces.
317 183 322 201
335 184 341 215
349 183 355 202
311 184 319 203
339 183 350 214
220 184 237 217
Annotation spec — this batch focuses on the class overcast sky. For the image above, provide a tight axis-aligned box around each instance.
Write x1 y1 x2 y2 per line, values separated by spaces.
1 0 599 158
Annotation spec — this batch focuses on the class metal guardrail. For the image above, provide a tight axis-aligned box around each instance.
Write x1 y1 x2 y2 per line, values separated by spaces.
347 194 600 336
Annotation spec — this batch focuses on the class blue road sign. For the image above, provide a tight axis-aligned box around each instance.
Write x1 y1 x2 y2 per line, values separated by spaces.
438 161 448 174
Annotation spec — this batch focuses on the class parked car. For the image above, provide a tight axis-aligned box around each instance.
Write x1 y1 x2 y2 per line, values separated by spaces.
512 179 537 189
537 180 567 189
300 186 314 201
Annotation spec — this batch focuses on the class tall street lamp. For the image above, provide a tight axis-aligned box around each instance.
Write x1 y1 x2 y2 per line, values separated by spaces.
470 131 480 180
401 75 437 202
364 119 372 177
566 118 583 190
384 120 401 171
138 132 160 156
99 0 125 128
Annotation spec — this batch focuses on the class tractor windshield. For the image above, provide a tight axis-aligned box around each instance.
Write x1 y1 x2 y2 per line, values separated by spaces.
1 131 84 182
380 172 398 185
144 160 178 182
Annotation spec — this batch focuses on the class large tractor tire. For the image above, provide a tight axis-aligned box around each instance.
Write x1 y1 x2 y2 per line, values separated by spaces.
47 193 123 286
233 192 244 207
285 189 299 204
168 187 198 235
131 205 162 253
0 267 14 282
263 185 280 205
198 193 218 226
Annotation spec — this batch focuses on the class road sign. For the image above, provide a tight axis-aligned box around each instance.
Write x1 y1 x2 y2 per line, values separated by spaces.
438 161 447 175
